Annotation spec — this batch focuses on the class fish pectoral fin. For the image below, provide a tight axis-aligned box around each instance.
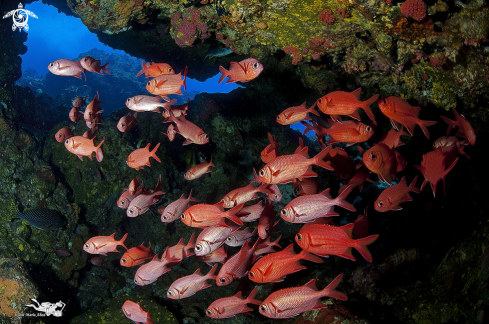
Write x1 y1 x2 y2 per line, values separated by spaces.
155 79 167 88
76 154 84 161
272 170 282 177
95 243 108 250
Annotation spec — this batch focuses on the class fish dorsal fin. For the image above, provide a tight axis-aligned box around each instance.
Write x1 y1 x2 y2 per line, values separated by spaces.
319 188 332 199
352 87 362 100
341 223 354 238
298 146 309 158
283 243 295 255
304 279 318 291
193 268 202 275
233 291 243 299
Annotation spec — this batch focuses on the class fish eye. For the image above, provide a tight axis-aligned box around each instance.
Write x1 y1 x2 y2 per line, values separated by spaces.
227 237 232 241
126 98 130 102
370 153 377 160
168 291 173 296
181 214 186 219
84 244 89 248
253 62 259 68
50 63 53 67
120 201 125 205
163 215 167 220
260 305 267 311
378 201 383 207
383 99 387 104
122 258 127 263
275 194 280 199
147 81 151 86
219 278 226 283
276 115 281 120
259 170 265 176
296 233 302 241
318 98 322 104
65 139 69 144
128 209 133 214
195 245 202 251
206 310 212 315
58 134 62 138
134 279 138 284
281 209 287 216
168 68 172 72
121 123 125 127
366 126 372 132
249 272 255 277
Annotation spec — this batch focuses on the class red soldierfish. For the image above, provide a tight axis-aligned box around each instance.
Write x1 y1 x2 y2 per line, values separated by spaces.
122 300 154 324
322 119 374 146
64 136 104 162
440 109 476 146
276 102 319 125
225 227 257 247
136 61 174 78
159 189 198 223
120 242 154 267
117 186 143 209
361 143 398 184
83 92 103 122
338 165 371 195
280 186 356 223
206 287 261 319
378 126 410 149
166 233 196 267
216 240 259 286
126 143 161 170
257 200 277 239
377 96 437 139
414 148 458 198
301 120 328 148
323 146 355 180
261 132 278 163
164 110 209 145
237 200 265 222
295 223 379 262
162 124 177 142
161 99 188 118
375 176 419 212
117 112 139 132
126 190 165 217
47 59 86 80
126 95 171 113
218 58 264 84
69 107 82 122
184 158 215 180
145 66 187 98
316 88 379 125
196 245 228 266
258 146 334 184
248 244 323 283
293 178 321 195
55 126 74 143
195 224 240 256
432 136 470 160
83 233 128 256
259 274 347 319
79 56 110 75
181 203 244 228
167 264 218 299
254 235 282 257
266 184 282 202
134 249 178 286
72 96 86 108
221 183 271 208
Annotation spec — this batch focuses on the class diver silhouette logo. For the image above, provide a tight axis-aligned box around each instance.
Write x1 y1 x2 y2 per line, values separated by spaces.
25 298 65 317
2 3 38 32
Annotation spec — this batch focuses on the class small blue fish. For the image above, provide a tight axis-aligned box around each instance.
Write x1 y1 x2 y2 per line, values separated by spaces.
205 47 233 59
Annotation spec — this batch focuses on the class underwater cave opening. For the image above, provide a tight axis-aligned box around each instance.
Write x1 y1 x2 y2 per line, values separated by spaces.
16 1 242 118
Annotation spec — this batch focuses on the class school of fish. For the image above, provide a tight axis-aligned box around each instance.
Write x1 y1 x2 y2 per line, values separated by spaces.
48 55 476 322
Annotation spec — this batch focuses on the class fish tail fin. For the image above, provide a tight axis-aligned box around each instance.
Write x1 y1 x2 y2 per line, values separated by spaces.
95 137 105 162
362 94 379 126
320 274 348 301
206 263 219 281
183 66 188 91
334 184 357 212
409 176 420 194
151 143 161 163
136 61 146 77
224 203 244 226
312 146 334 171
307 102 320 116
301 121 314 135
417 119 438 139
119 233 129 250
102 62 110 75
245 287 262 305
354 234 379 263
185 232 196 252
440 115 456 136
218 66 229 84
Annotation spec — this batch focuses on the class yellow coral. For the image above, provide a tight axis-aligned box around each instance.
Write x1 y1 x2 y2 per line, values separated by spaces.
0 278 20 317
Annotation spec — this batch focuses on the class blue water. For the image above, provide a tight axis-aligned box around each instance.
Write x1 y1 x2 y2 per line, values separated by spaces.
21 2 241 95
